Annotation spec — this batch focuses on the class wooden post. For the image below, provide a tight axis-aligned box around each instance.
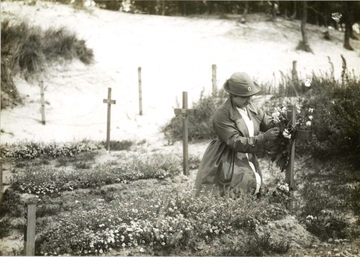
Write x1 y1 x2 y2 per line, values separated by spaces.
24 202 36 256
40 81 46 125
138 67 143 116
182 92 189 176
286 105 296 189
174 92 195 176
212 64 217 96
103 88 116 152
0 165 3 204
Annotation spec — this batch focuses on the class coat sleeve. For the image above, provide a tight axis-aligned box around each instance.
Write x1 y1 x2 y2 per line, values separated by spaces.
257 106 275 132
212 108 268 153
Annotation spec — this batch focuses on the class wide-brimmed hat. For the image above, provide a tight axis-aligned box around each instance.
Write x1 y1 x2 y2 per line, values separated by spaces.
223 72 261 97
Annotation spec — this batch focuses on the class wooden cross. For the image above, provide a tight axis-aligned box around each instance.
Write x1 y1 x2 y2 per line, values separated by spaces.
40 81 46 125
286 105 312 189
0 166 3 204
24 200 36 256
103 88 116 152
174 92 195 176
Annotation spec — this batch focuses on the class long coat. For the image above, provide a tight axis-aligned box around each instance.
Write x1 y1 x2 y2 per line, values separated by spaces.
194 97 273 196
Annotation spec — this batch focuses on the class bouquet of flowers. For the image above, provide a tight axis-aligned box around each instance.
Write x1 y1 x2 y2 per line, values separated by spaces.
265 98 314 172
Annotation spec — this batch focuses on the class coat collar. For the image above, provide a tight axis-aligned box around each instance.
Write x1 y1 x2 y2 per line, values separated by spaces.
224 97 259 121
222 97 259 137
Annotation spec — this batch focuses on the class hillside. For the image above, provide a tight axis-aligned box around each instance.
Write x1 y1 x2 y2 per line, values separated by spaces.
1 2 360 256
1 1 360 146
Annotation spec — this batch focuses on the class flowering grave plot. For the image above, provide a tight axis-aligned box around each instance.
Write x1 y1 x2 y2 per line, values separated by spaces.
265 97 314 176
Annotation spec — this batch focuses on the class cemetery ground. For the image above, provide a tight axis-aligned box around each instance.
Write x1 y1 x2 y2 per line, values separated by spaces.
1 1 360 256
0 139 360 256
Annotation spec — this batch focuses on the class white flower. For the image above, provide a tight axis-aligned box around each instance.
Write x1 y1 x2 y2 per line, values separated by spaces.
306 121 312 126
305 78 312 87
272 111 280 118
306 215 314 220
282 129 292 139
308 115 313 120
309 108 314 113
272 112 281 123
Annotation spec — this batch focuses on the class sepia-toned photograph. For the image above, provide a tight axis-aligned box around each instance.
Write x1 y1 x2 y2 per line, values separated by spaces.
1 0 359 256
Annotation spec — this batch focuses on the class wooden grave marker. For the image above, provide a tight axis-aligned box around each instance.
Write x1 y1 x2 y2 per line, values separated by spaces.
40 81 46 125
212 64 217 96
103 88 116 152
174 92 195 176
286 105 312 209
24 201 36 256
138 67 143 116
0 165 3 204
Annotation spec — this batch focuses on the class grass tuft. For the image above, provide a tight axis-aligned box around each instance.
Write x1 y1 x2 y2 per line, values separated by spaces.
1 20 94 109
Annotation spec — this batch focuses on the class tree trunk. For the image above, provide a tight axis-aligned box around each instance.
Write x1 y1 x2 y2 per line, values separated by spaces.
343 2 355 50
300 1 313 53
270 1 278 22
290 1 296 20
161 0 165 16
240 1 248 23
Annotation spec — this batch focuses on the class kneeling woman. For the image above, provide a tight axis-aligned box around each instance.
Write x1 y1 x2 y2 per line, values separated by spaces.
195 72 279 197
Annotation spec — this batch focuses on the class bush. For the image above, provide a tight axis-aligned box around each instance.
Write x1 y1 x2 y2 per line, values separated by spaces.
162 89 227 142
297 74 360 169
1 20 94 109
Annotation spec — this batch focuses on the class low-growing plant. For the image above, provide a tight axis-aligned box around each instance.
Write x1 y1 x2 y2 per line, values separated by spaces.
0 140 102 159
0 217 11 238
34 184 290 256
299 178 351 240
221 231 290 256
10 152 180 195
101 140 134 151
304 211 348 241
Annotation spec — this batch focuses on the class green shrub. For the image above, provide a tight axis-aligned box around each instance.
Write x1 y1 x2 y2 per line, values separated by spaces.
296 75 360 169
162 89 227 142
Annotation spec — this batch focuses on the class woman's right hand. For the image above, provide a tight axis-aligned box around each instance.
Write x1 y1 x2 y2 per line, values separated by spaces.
264 127 280 141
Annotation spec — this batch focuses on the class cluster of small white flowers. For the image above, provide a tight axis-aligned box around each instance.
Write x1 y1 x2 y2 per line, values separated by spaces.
277 181 290 193
282 129 292 139
306 215 318 224
271 106 288 124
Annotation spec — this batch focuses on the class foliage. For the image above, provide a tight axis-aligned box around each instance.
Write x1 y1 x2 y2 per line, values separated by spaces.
101 140 134 151
1 20 94 109
296 160 360 241
263 59 360 170
10 153 180 195
33 185 290 256
264 97 314 172
297 74 360 169
0 140 102 159
162 89 226 143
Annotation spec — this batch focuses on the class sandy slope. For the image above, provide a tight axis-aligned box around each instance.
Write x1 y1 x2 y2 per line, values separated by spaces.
1 1 360 146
